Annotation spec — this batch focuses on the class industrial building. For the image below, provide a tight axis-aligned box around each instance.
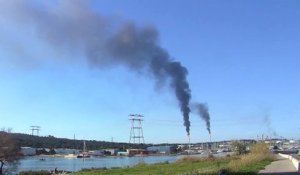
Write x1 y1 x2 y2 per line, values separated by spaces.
127 149 148 156
147 146 176 154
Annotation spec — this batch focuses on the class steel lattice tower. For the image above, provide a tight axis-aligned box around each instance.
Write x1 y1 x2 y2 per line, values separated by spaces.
30 126 40 136
129 114 145 144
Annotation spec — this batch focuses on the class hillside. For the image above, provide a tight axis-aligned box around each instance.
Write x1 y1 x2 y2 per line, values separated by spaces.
4 132 150 150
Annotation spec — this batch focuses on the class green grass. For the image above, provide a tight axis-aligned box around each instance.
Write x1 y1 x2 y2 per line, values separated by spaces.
74 156 272 175
224 159 272 175
75 157 231 175
74 143 275 175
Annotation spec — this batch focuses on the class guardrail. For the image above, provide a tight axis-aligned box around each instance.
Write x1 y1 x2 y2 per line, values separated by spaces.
279 153 300 173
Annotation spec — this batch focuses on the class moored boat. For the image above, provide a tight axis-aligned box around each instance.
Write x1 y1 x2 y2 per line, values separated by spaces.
65 153 77 159
77 153 91 158
77 140 91 158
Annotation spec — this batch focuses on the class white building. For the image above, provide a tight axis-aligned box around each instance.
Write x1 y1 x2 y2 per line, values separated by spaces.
21 147 36 156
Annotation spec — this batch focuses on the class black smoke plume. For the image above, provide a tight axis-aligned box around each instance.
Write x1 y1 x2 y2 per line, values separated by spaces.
0 0 192 135
263 110 278 137
193 103 211 135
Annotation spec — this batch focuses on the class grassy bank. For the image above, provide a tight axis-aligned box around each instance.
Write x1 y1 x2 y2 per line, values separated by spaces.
76 157 230 175
74 143 274 175
224 143 275 174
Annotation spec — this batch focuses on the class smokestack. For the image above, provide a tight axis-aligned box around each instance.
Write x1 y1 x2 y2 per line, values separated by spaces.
192 103 211 135
188 134 191 149
0 0 192 135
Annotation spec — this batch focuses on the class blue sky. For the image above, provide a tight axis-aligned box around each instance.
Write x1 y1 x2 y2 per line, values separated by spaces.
0 0 299 143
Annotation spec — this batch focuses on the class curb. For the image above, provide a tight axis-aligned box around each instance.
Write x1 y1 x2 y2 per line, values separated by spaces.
279 153 300 173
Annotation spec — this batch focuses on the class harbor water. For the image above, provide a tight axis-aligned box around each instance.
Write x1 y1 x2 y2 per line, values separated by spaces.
10 152 231 173
15 155 177 173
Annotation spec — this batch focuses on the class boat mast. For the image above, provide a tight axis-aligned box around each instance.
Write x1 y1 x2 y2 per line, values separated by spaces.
83 140 86 153
73 134 75 149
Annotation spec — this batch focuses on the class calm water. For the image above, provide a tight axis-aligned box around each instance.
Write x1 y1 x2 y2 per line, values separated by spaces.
11 153 230 173
16 155 178 172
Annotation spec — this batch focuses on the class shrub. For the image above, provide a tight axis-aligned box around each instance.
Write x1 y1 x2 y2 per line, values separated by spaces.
176 156 201 163
226 143 274 172
231 141 247 155
250 143 270 155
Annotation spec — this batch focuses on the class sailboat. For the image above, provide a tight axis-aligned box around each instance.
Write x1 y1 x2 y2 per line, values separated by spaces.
77 140 91 158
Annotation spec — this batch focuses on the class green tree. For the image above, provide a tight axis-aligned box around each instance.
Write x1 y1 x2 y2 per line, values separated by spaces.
0 131 20 175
